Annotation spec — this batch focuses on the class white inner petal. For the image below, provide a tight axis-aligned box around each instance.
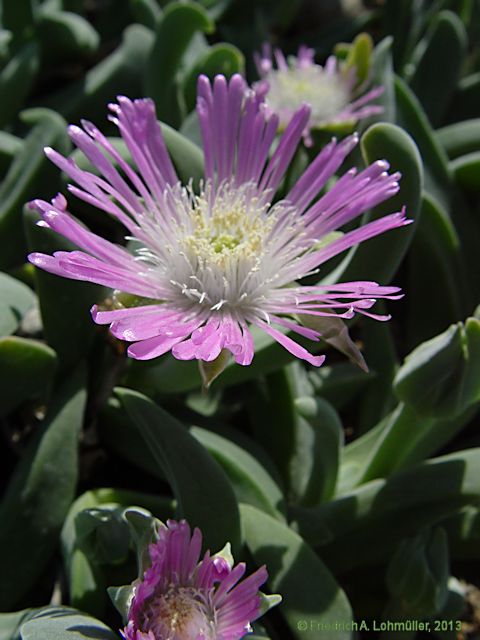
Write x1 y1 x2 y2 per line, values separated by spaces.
135 182 309 318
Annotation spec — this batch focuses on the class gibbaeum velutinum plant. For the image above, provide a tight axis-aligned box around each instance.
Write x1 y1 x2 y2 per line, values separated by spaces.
254 44 383 144
29 73 408 367
122 519 274 640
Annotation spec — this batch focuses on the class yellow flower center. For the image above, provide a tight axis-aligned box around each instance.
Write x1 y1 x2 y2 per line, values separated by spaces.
182 189 272 268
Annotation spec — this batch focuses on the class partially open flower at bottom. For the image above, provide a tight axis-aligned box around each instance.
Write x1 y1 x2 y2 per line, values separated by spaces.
122 519 277 640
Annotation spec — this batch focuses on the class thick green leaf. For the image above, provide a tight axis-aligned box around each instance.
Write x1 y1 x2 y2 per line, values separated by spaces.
382 0 412 69
357 313 398 429
179 110 203 146
61 521 101 617
322 122 422 286
191 426 286 520
61 488 174 617
75 507 131 566
98 397 166 480
344 33 373 88
129 0 162 28
0 272 35 337
24 208 107 371
241 504 353 640
371 36 396 123
307 362 374 411
294 448 480 574
194 0 236 20
394 318 480 419
0 29 11 62
40 25 154 124
0 131 22 176
448 186 480 306
62 488 175 556
385 528 449 619
447 72 480 122
125 356 201 395
145 1 214 127
394 75 451 207
0 367 85 610
0 108 69 270
0 337 57 417
248 369 297 485
0 0 36 46
79 0 132 41
100 398 285 519
408 11 467 126
451 151 480 191
342 400 478 488
20 607 117 640
386 403 477 478
406 193 467 349
0 42 39 129
0 610 35 640
183 42 245 112
290 397 343 506
123 507 163 575
37 9 100 63
436 119 480 159
338 411 392 493
116 387 241 552
441 506 480 561
66 548 104 619
246 363 343 501
106 507 162 621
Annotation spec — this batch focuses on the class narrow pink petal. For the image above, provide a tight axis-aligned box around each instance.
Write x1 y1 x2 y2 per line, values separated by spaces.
312 210 411 265
28 252 77 279
277 210 411 286
213 563 247 604
40 209 134 267
253 319 326 367
348 85 384 111
235 323 254 366
91 304 164 324
286 134 358 212
32 250 160 298
109 311 193 341
259 104 311 193
212 75 229 182
112 96 178 193
127 333 189 360
171 338 199 361
67 124 142 213
184 527 202 581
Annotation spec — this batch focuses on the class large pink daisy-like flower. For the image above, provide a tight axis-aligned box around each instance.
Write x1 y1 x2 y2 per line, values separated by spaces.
29 73 408 367
254 44 384 144
122 519 269 640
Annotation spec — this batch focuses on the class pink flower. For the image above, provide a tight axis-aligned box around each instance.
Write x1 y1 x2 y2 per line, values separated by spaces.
29 74 408 367
122 519 270 640
254 44 384 144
